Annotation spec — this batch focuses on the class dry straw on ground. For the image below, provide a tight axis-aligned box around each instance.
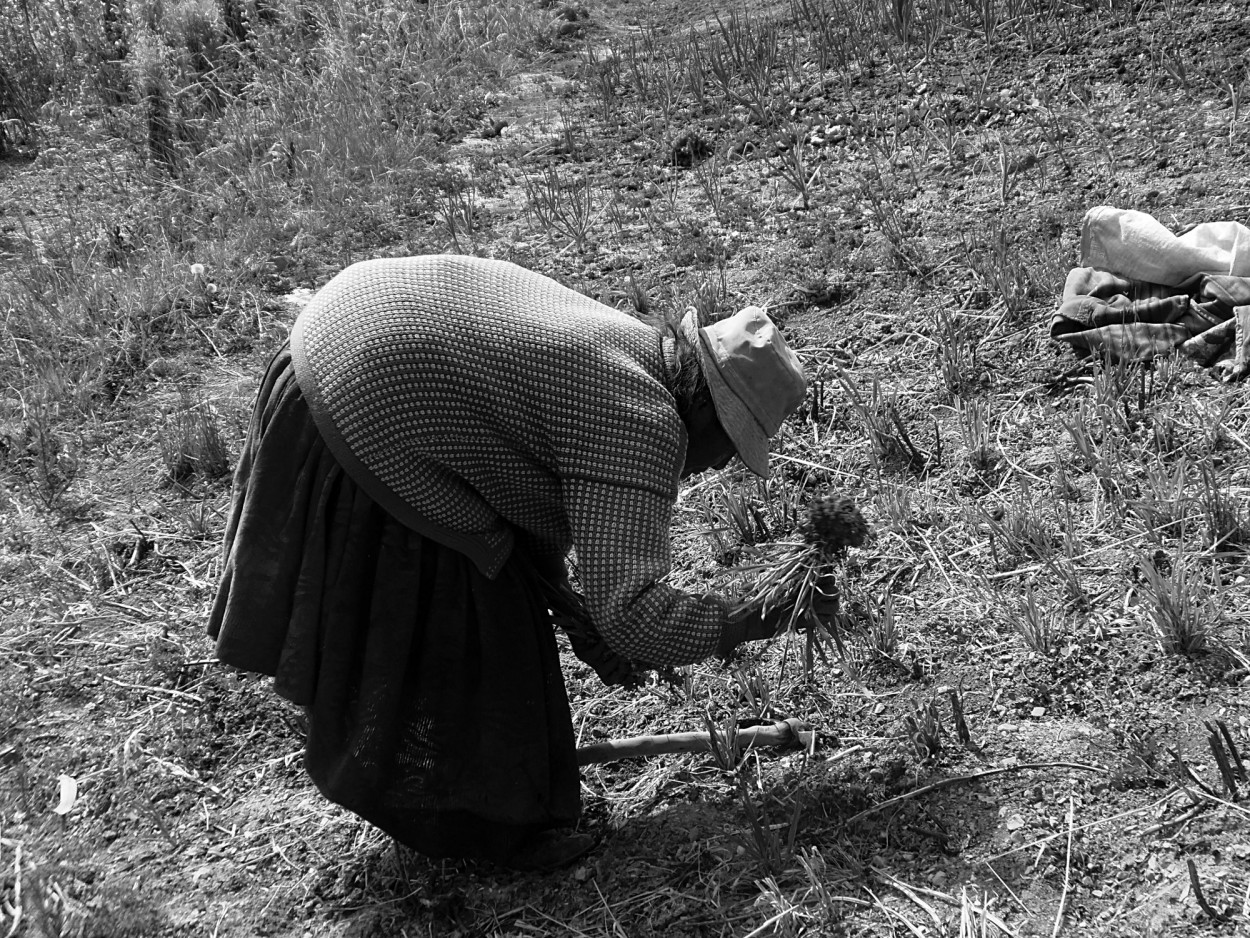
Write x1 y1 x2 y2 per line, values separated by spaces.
2 0 1250 934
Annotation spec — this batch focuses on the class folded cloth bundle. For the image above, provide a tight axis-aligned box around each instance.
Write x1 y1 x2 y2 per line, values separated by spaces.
1080 205 1250 286
1050 207 1250 379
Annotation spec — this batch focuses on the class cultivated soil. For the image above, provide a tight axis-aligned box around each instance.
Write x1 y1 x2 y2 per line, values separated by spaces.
2 0 1249 935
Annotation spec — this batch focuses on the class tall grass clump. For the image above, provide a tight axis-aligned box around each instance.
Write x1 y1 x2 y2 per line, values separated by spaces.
3 242 231 412
0 0 96 129
1011 584 1060 656
836 368 937 474
933 307 980 401
1196 460 1250 553
127 26 180 172
2 0 555 413
192 0 555 243
0 394 80 510
159 387 231 485
1139 552 1218 656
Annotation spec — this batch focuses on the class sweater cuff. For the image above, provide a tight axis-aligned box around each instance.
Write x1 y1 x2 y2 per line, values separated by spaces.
715 617 747 657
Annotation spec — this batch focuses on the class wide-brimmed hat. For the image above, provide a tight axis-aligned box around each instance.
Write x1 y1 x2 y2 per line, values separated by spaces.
688 306 807 477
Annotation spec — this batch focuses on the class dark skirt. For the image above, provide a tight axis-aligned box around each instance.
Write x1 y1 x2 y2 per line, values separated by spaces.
208 346 581 863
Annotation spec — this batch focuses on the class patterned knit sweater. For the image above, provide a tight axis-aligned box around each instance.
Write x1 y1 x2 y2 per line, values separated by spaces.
290 254 727 666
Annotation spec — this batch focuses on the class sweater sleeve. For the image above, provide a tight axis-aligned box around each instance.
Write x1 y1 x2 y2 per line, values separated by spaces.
562 476 731 666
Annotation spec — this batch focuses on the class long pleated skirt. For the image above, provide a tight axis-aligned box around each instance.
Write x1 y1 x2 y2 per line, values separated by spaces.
208 347 581 863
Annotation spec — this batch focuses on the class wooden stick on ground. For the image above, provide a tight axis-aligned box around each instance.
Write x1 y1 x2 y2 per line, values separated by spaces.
576 718 816 766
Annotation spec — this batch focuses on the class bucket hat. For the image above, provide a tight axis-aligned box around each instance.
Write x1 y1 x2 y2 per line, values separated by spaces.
687 306 807 477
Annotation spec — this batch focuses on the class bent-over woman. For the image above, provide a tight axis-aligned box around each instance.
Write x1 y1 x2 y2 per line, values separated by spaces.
209 255 807 870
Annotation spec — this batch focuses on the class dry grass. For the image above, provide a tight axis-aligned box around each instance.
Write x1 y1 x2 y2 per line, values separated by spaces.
3 0 1250 935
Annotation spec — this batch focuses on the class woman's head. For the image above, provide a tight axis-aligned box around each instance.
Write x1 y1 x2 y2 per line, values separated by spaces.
687 306 807 477
657 309 733 477
660 305 807 478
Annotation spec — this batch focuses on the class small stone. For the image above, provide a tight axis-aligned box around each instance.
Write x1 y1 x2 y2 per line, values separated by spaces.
1031 706 1046 718
1006 814 1026 831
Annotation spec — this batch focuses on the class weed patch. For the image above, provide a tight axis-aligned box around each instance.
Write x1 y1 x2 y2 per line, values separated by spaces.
4 0 1250 934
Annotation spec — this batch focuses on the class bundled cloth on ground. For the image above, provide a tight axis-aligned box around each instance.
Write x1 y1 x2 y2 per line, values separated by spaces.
1050 206 1250 378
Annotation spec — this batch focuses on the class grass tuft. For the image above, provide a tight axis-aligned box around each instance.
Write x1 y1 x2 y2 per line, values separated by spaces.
1197 460 1250 553
903 697 942 762
1012 584 1059 656
837 368 938 474
1 398 80 510
1138 550 1218 656
158 387 231 485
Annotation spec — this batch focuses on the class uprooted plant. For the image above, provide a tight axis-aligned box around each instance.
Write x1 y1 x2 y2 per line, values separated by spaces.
732 492 871 675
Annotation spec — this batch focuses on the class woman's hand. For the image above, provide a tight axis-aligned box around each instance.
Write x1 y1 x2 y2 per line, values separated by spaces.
564 629 642 687
717 602 794 656
540 575 645 688
721 572 840 656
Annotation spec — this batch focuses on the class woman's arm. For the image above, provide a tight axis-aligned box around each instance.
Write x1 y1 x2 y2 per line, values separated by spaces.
562 478 783 666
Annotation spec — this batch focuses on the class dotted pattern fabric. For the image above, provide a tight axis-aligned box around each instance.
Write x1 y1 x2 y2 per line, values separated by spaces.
290 255 726 666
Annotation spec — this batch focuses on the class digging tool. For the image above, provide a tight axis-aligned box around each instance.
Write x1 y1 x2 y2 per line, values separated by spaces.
576 717 815 766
